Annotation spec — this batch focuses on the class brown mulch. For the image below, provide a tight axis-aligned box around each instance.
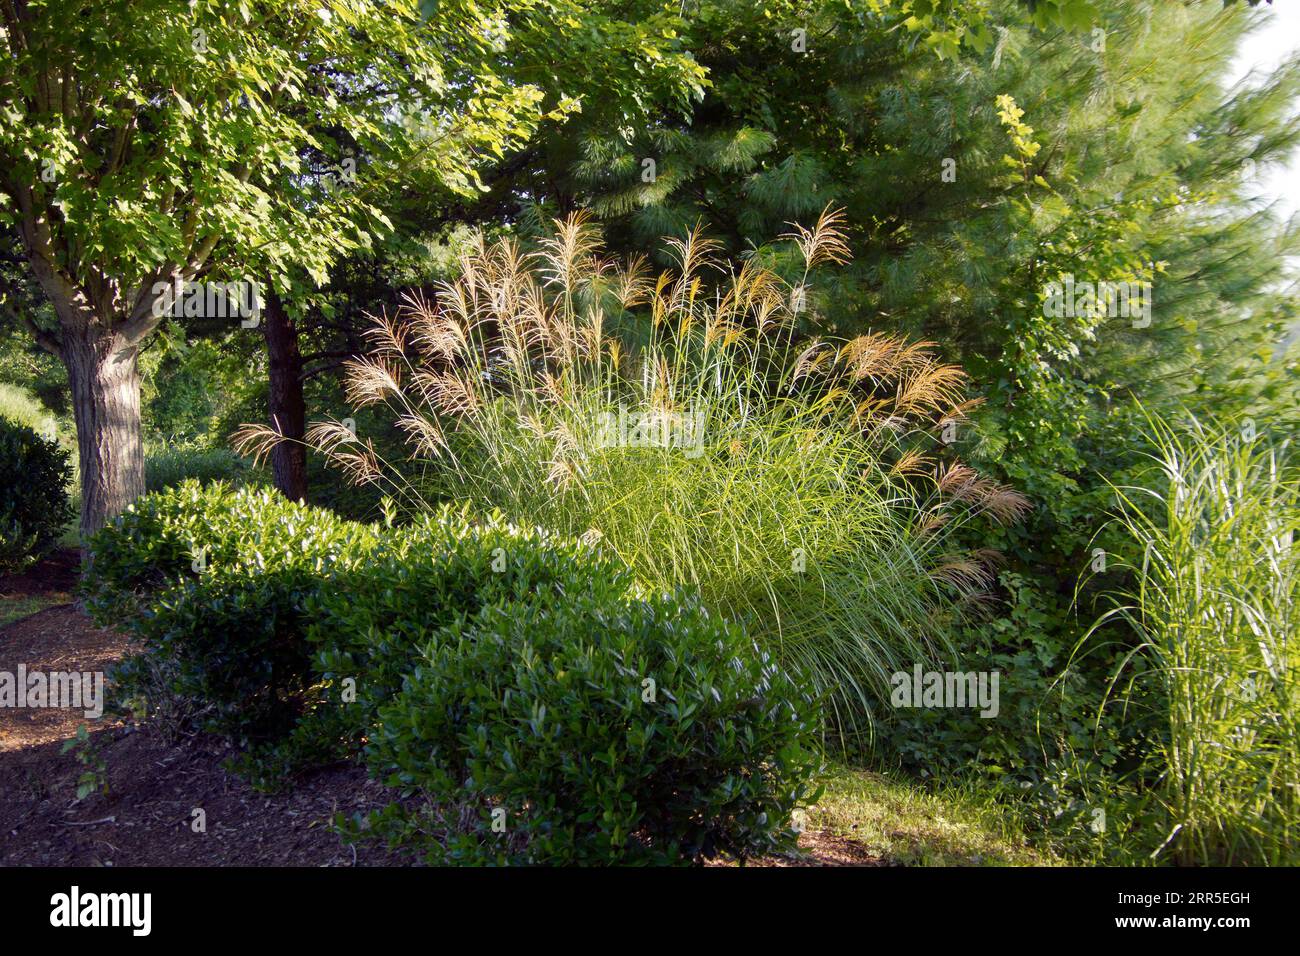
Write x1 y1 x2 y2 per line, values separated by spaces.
0 548 81 599
755 831 885 867
0 604 128 752
0 728 410 866
0 554 882 867
705 830 885 867
0 551 408 866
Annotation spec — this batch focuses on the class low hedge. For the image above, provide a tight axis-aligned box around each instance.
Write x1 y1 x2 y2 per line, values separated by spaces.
83 480 374 619
241 506 638 780
304 506 635 739
364 593 823 865
85 482 382 738
87 483 822 864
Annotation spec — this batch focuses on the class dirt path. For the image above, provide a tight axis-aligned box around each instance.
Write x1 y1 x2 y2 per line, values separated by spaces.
0 553 880 867
0 556 407 865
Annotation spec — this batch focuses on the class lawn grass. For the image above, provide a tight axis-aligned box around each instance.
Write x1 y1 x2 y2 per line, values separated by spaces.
808 765 1057 866
0 592 67 628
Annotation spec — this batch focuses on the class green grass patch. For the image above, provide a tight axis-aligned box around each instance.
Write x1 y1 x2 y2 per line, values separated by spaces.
809 766 1058 866
0 382 60 438
0 593 67 628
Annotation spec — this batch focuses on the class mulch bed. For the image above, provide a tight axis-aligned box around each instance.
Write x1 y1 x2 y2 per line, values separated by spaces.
0 548 81 600
0 552 881 867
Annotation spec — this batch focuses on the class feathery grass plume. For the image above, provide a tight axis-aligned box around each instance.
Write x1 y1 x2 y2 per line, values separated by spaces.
342 356 403 408
783 203 853 271
283 210 1027 742
231 421 287 466
1076 409 1299 864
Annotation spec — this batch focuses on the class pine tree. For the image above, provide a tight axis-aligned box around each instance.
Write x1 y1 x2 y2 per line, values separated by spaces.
521 0 1298 491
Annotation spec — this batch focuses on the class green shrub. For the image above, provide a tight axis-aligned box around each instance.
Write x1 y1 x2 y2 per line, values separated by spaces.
83 480 339 617
83 485 633 759
236 506 634 785
82 479 241 613
363 593 823 865
884 570 1130 783
144 443 261 494
85 482 382 739
305 505 633 730
0 416 74 571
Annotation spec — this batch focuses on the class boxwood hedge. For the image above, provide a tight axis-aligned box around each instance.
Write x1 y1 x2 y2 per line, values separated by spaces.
86 482 822 864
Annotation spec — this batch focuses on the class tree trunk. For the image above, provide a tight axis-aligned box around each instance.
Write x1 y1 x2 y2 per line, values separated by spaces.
263 287 308 503
61 330 145 542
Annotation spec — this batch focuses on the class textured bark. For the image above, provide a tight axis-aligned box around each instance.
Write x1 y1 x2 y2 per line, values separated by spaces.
61 328 145 541
263 287 308 503
12 180 160 547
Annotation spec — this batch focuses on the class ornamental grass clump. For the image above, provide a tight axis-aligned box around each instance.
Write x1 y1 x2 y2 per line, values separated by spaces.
238 208 1028 739
1079 412 1300 864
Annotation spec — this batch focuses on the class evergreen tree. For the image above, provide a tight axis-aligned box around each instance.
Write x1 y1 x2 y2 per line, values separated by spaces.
512 0 1298 501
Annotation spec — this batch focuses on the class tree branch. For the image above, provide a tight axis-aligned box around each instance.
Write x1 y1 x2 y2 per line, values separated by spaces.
0 272 62 354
